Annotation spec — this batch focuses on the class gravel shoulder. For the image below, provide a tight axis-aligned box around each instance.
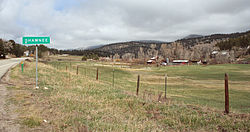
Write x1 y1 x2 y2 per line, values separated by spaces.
0 69 20 132
0 58 26 132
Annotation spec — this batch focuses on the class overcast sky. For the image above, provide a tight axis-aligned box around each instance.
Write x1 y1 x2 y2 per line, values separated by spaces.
0 0 250 49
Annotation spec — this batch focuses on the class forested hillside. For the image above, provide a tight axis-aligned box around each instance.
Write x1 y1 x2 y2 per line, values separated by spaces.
216 34 250 51
59 30 250 63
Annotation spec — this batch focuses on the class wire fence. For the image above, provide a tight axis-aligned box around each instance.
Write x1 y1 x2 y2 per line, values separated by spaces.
46 61 168 98
39 60 250 113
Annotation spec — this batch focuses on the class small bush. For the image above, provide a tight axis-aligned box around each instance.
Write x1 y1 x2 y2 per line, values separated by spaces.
82 56 87 61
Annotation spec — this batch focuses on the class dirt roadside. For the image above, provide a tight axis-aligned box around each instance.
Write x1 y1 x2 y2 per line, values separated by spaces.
0 69 20 132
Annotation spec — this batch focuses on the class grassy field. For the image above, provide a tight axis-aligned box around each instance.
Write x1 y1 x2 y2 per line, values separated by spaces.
7 59 250 131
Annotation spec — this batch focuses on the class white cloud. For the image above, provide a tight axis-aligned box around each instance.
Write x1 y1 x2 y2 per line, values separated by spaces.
0 0 250 49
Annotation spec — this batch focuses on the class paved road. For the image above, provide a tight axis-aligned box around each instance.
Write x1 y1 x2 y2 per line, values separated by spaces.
0 58 26 79
0 58 26 132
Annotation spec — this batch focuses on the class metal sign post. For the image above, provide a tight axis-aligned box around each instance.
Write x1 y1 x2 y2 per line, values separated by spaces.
22 36 50 89
36 45 38 88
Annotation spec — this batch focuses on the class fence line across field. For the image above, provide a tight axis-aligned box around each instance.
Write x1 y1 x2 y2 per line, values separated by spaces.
49 61 170 98
46 61 231 114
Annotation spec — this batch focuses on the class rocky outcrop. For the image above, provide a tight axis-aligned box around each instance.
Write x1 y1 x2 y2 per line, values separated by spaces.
113 53 120 60
92 30 250 63
122 53 135 61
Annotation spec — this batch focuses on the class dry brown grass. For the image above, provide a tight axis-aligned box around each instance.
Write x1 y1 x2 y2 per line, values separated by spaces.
6 61 250 131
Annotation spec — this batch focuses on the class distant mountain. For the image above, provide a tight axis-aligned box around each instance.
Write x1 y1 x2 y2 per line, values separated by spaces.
92 40 170 57
77 40 168 51
84 45 104 50
63 30 250 64
76 45 104 50
90 30 250 63
133 40 169 44
183 34 203 39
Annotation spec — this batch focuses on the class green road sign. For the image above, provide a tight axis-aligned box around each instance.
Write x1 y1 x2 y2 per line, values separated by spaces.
22 36 50 88
22 36 50 44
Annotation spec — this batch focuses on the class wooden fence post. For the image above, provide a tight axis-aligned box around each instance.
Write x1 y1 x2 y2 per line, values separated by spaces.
76 66 79 75
225 73 229 114
85 68 87 77
136 75 140 96
96 68 99 80
165 74 167 99
112 69 115 87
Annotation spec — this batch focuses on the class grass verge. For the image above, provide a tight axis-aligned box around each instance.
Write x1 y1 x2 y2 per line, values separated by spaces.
7 60 250 131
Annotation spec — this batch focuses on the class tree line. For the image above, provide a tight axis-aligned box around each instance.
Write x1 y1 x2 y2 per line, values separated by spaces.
59 49 110 57
0 39 59 59
59 49 114 61
0 38 103 60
